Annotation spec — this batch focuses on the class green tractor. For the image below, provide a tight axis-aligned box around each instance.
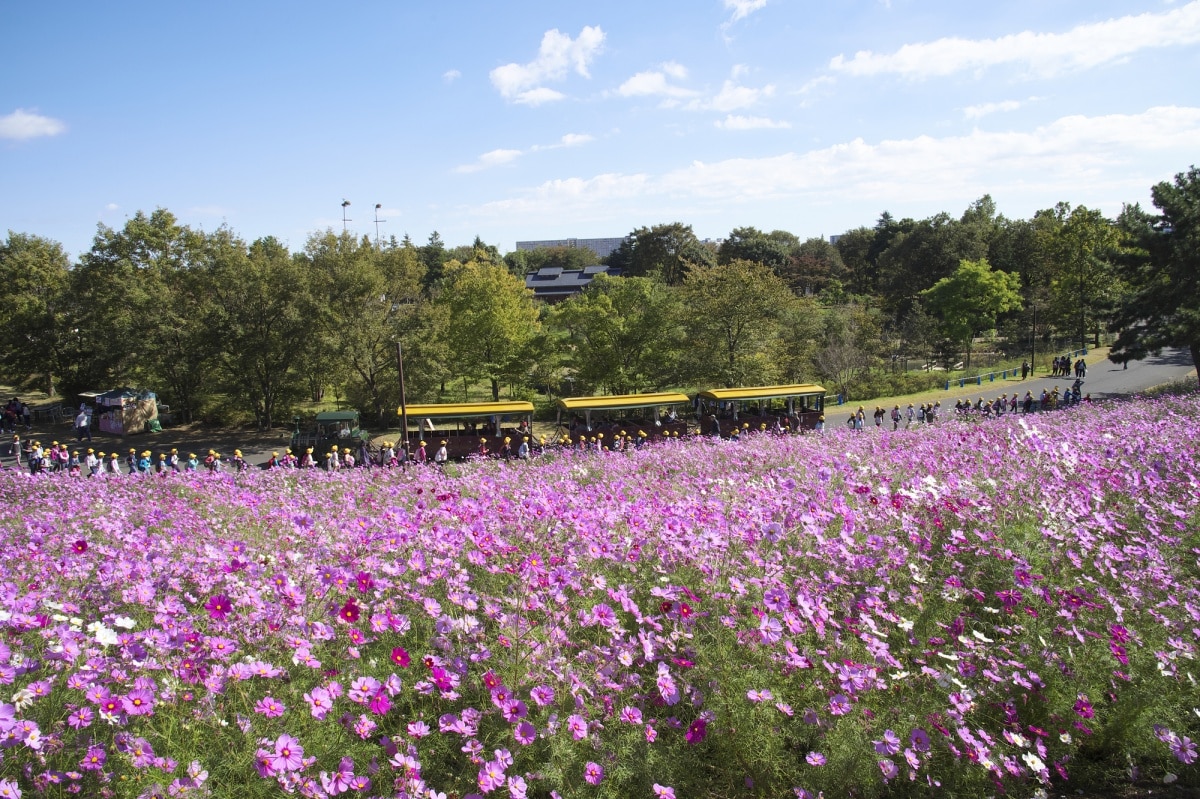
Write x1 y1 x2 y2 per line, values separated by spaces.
290 410 370 466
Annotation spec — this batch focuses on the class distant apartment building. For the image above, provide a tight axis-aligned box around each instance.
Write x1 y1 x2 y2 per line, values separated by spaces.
515 237 627 261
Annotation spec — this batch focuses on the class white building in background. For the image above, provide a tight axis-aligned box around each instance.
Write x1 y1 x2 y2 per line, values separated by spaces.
515 237 627 260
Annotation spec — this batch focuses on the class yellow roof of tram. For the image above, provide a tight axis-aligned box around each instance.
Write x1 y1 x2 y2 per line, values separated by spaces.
556 392 691 412
697 384 826 402
399 401 535 418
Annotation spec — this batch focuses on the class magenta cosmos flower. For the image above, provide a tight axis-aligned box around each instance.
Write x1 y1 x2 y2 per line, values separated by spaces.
204 594 233 620
584 761 604 785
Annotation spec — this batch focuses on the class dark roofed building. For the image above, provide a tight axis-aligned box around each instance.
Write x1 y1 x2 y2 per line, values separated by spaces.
524 264 623 303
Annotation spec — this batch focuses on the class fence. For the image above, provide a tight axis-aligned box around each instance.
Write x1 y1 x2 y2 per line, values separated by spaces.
943 348 1089 391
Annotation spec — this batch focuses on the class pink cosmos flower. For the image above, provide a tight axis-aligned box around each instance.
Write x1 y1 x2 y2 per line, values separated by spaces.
81 744 107 770
878 759 898 781
1172 735 1197 764
653 785 676 799
204 594 233 620
567 714 588 740
583 762 604 785
806 752 826 766
514 721 536 745
390 647 411 667
254 697 285 717
873 729 900 755
686 718 707 745
828 694 851 716
123 688 155 716
272 734 305 772
304 686 333 720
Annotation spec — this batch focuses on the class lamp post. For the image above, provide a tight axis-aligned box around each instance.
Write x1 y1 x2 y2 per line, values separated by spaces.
341 200 351 232
374 203 385 247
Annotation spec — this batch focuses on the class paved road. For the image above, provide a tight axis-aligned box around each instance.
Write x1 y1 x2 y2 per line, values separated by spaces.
823 348 1196 428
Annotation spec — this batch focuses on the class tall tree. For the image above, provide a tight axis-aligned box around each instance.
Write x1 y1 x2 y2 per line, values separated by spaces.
876 212 989 319
70 209 217 418
207 236 314 429
621 223 715 285
550 274 683 394
420 231 449 292
1109 166 1200 382
436 260 541 401
1042 203 1125 350
781 237 847 297
717 226 791 270
677 259 795 387
921 258 1023 370
0 232 72 396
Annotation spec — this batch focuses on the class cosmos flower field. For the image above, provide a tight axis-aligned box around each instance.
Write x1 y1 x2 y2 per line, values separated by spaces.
1 394 1199 799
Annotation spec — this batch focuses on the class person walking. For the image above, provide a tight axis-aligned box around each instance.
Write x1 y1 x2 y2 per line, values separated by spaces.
75 406 92 442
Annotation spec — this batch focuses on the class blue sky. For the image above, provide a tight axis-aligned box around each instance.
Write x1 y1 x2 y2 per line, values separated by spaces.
4 0 1199 259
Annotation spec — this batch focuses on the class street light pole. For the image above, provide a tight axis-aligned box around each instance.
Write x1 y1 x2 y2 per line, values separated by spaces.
374 203 384 247
341 200 351 232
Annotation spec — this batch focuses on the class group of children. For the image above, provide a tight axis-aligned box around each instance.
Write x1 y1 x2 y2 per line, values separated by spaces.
3 435 258 476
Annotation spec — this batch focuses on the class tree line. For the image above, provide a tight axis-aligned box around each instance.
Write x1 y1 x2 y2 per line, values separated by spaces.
1 167 1196 428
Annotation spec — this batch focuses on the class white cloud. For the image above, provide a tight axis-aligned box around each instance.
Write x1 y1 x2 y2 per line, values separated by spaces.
716 114 791 130
474 106 1200 216
557 133 594 147
105 203 120 211
531 133 596 151
724 0 768 23
0 109 66 140
455 148 523 174
443 69 461 82
830 1 1200 79
963 99 1031 120
661 61 689 80
688 80 776 112
616 65 699 100
514 87 566 106
458 133 595 171
490 26 605 103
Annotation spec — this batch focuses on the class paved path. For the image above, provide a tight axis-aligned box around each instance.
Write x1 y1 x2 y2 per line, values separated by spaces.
821 348 1196 428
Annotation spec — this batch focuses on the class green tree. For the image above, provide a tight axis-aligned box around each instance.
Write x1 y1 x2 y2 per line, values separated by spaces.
921 258 1023 370
717 226 792 270
621 223 715 285
436 260 541 401
876 211 989 319
1109 166 1200 382
832 226 876 297
206 236 314 429
781 237 847 297
70 209 217 419
1042 203 1125 350
677 259 795 387
814 303 884 400
420 231 449 292
550 274 683 394
0 232 72 396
